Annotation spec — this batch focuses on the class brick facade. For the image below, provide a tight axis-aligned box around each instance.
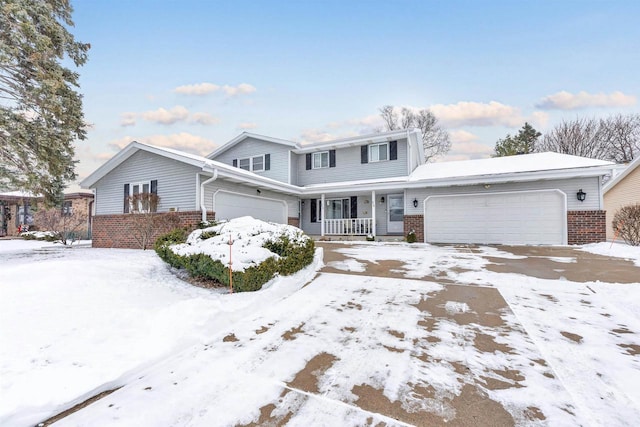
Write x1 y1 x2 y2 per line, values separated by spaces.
287 217 300 227
403 214 424 242
92 211 213 249
567 210 606 245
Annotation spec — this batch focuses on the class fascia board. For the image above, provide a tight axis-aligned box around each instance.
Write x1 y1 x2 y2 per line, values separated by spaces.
206 132 298 159
293 130 410 154
603 157 639 194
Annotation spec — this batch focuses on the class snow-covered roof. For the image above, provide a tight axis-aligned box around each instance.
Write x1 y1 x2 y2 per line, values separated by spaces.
602 156 640 194
0 190 39 198
409 152 614 183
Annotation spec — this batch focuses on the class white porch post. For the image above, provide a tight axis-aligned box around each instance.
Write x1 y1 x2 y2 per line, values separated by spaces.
371 190 376 237
321 193 325 236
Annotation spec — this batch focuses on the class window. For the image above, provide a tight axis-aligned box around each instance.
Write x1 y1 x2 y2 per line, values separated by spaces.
369 143 388 162
62 201 73 216
313 151 329 169
126 180 157 213
235 154 270 172
326 198 350 219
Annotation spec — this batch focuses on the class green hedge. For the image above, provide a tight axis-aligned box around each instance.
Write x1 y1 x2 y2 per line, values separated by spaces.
154 230 315 292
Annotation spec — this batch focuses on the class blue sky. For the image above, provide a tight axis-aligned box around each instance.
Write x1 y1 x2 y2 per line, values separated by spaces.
70 0 640 187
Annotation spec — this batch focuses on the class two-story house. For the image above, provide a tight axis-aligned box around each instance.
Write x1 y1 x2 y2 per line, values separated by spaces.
81 129 615 248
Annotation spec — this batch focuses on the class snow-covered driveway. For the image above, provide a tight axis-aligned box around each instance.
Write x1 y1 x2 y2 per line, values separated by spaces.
1 240 639 426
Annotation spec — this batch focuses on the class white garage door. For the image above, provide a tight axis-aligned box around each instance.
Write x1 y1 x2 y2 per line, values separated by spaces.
425 190 566 245
214 190 287 224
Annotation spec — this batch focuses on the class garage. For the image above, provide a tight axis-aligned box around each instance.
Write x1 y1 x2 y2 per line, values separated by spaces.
213 190 287 224
424 190 566 245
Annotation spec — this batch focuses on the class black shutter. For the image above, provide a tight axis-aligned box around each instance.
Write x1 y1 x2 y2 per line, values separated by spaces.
350 196 357 219
232 159 237 167
329 150 336 168
150 180 158 194
361 146 368 164
265 154 270 170
306 153 312 170
390 141 397 160
310 199 317 223
123 184 129 213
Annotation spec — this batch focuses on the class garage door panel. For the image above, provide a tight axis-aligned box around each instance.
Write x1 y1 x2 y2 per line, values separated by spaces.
214 191 286 224
425 190 565 245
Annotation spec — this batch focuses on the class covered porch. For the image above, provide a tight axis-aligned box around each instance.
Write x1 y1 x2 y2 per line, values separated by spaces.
300 190 405 237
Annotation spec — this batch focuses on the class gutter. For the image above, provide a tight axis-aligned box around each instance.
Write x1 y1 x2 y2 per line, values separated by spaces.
200 169 218 222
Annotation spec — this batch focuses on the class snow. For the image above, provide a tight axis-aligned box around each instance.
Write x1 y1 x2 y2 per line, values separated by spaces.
1 237 639 426
170 216 310 271
409 152 614 182
579 241 640 266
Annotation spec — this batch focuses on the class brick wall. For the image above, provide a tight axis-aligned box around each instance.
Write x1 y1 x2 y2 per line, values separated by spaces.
403 214 424 242
288 217 300 227
92 211 213 249
567 210 606 245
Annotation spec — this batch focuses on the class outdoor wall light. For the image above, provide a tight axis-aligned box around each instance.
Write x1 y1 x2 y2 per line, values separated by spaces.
380 196 385 203
256 189 261 195
576 189 586 202
413 198 419 208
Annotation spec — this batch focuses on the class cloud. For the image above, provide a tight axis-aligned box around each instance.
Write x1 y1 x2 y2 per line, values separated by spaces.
174 83 220 95
298 129 359 145
436 129 493 162
536 90 637 110
237 122 258 130
449 130 478 144
141 106 190 125
120 112 137 127
190 112 220 125
108 132 216 156
429 101 524 127
173 82 257 97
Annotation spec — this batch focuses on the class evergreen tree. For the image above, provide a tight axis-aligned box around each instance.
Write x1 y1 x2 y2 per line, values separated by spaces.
494 123 541 157
0 0 90 205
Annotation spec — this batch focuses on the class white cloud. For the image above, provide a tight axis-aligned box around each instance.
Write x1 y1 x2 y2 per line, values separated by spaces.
120 112 137 127
449 130 478 144
298 129 359 145
190 112 219 125
429 101 524 127
436 129 493 162
173 82 257 97
530 111 550 129
536 90 637 110
237 122 258 130
173 83 220 95
108 133 216 156
141 106 190 125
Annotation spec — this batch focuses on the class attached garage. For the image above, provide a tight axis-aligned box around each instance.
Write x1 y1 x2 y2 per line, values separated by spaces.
424 190 567 245
213 190 287 224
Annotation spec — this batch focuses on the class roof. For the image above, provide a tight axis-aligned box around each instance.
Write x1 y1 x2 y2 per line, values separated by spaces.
409 152 614 185
603 156 640 194
206 132 298 159
293 129 420 153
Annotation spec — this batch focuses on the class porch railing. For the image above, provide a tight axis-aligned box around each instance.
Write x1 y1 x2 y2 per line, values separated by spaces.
324 218 373 235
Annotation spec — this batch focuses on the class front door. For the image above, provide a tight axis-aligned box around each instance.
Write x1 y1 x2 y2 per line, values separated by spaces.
387 194 404 233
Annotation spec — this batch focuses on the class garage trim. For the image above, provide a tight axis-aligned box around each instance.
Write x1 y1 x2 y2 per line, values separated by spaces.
423 189 567 245
212 189 288 223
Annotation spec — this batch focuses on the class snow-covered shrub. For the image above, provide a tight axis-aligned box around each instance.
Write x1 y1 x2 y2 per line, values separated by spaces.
154 217 315 292
406 229 417 244
613 203 640 246
21 230 57 242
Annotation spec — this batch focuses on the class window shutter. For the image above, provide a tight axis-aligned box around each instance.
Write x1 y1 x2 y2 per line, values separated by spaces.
123 184 130 213
350 196 357 219
265 154 270 170
232 159 237 167
310 199 317 223
151 180 158 194
306 153 312 170
361 146 368 164
329 150 336 168
390 141 398 160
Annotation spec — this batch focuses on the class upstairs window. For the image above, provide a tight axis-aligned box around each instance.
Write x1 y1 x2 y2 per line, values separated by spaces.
313 151 329 169
369 143 388 162
234 154 270 172
238 158 251 171
252 155 264 172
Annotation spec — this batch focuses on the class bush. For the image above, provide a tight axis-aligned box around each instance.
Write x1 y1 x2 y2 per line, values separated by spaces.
406 229 417 244
154 228 315 292
612 203 640 246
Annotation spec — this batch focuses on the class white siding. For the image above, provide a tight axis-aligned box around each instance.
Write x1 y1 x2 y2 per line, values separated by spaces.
211 137 291 183
296 139 409 186
405 177 602 215
93 151 199 215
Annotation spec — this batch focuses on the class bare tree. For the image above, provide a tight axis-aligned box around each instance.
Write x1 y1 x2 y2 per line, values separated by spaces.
538 114 640 162
35 206 89 245
128 193 180 249
379 105 451 162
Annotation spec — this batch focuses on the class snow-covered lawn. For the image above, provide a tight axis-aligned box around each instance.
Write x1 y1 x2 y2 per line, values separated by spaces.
1 238 639 426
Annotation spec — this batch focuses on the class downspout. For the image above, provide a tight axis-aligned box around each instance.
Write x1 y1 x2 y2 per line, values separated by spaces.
200 169 218 222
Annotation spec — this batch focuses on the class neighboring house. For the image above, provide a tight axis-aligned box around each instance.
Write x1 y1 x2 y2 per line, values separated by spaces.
0 191 94 238
81 129 616 248
603 156 640 240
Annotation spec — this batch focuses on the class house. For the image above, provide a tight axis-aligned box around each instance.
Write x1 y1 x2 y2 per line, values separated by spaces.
603 156 640 240
0 191 94 238
80 129 616 248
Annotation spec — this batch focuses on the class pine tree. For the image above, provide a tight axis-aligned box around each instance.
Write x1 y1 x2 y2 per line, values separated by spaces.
0 0 90 205
494 122 541 157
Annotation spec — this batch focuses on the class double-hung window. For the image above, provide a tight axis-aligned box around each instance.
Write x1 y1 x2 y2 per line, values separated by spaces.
235 154 269 172
369 143 388 162
251 155 264 172
238 158 251 171
313 151 329 169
